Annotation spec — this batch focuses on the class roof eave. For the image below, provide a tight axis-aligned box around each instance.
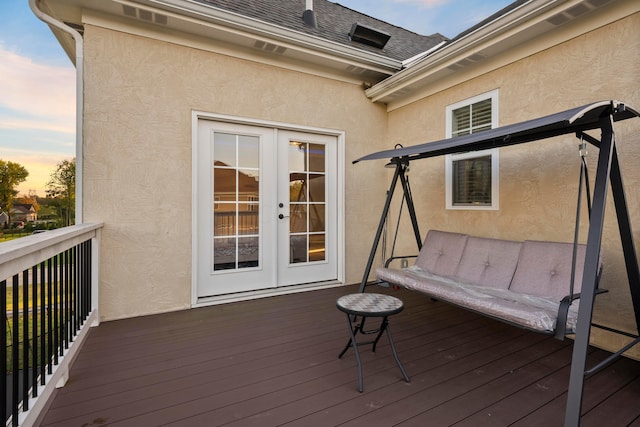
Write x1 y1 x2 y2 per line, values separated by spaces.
364 0 573 104
132 0 404 71
43 0 405 79
366 0 624 105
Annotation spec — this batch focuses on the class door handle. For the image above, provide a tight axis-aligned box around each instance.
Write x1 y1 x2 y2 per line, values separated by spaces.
278 214 289 219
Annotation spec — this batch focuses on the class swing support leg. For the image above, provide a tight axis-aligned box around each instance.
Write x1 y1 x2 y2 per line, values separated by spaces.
399 165 422 251
359 159 420 293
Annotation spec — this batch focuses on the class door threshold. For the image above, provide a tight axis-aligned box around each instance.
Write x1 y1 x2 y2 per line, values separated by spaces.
194 280 344 307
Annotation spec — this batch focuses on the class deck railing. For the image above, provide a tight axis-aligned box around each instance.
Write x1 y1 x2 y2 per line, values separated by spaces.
0 223 102 427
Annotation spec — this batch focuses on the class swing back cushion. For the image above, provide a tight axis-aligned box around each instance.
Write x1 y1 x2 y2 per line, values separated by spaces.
414 230 468 278
510 240 586 299
377 230 596 334
454 235 522 289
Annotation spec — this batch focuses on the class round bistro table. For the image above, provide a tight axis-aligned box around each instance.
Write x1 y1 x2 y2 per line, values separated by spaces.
336 293 410 392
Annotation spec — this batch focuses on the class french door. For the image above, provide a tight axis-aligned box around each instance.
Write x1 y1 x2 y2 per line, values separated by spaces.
196 120 338 298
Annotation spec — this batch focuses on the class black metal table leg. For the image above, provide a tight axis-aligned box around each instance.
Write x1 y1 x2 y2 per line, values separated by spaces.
336 293 410 392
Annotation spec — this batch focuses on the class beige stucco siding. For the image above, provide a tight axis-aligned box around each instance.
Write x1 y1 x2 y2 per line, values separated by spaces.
385 12 640 356
82 25 388 320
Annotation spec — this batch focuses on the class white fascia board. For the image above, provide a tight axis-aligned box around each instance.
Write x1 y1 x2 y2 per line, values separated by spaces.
401 40 447 68
366 0 560 100
123 0 403 72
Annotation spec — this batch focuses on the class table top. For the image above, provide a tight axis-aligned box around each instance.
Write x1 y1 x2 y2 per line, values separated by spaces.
336 293 403 317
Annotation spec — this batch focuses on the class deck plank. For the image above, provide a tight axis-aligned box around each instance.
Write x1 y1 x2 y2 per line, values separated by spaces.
35 285 640 427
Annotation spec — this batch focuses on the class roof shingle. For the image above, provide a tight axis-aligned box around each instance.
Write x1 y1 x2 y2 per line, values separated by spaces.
194 0 448 61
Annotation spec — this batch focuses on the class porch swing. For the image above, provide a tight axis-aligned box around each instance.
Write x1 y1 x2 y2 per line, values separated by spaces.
353 100 640 426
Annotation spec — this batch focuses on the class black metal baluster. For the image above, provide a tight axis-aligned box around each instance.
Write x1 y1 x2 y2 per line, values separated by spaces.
46 259 52 375
39 262 45 384
52 256 59 365
1 280 7 424
87 240 92 317
61 250 68 352
21 270 29 411
31 265 38 398
71 246 77 336
83 241 89 319
12 275 19 426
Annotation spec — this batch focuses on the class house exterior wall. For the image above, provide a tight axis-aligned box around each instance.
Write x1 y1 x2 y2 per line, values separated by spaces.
385 11 640 356
82 24 389 320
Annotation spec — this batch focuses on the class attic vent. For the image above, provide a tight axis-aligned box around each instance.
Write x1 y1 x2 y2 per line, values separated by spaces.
348 23 390 49
546 13 570 26
253 40 287 55
121 5 168 25
446 53 486 71
123 5 137 17
546 0 608 27
587 0 612 6
566 3 590 17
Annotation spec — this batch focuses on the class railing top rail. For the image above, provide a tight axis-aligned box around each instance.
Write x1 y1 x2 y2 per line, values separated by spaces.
0 222 103 282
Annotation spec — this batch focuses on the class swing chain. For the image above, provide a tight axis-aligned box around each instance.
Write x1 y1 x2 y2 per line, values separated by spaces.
578 137 588 158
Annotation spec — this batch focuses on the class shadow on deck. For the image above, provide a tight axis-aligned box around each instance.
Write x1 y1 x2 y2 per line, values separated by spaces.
35 285 640 426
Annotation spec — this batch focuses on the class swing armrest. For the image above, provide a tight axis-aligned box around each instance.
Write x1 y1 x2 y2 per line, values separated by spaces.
384 255 418 268
554 288 609 340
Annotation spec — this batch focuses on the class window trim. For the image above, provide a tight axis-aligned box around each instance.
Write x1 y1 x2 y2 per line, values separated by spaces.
445 90 499 210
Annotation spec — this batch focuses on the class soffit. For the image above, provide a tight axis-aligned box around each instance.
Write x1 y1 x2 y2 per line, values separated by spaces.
40 0 439 85
366 0 634 108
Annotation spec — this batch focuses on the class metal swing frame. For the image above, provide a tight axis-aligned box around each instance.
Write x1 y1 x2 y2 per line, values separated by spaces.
353 100 640 426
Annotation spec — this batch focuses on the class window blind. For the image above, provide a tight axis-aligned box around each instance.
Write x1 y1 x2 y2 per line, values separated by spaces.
452 98 492 137
452 155 492 205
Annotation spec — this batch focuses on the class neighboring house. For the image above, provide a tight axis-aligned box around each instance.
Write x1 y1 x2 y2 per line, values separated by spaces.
34 0 640 357
0 211 8 227
10 203 37 223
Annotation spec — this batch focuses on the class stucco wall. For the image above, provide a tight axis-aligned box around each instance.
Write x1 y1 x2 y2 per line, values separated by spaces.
385 12 640 356
82 25 389 320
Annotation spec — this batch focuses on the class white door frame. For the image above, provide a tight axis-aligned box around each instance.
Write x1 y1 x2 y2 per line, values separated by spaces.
191 111 345 306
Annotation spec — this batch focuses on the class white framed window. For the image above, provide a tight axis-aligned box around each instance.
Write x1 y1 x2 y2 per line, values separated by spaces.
445 90 499 210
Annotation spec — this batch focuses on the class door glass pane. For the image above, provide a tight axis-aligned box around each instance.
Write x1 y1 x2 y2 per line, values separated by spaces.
238 203 259 235
213 168 236 201
290 204 307 233
290 235 307 264
238 135 259 168
309 234 325 262
239 168 259 200
308 174 325 203
212 133 260 271
213 237 236 271
290 174 307 202
309 204 325 232
214 209 235 236
238 237 259 268
288 142 306 172
288 140 326 265
213 132 236 167
308 144 325 172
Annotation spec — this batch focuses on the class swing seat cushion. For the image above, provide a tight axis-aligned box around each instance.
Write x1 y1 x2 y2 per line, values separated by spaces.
376 230 595 335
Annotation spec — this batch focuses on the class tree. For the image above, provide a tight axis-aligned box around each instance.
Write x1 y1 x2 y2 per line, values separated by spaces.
0 160 29 224
46 158 76 227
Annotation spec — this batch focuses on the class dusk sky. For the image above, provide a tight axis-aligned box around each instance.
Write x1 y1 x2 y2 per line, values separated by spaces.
0 0 512 196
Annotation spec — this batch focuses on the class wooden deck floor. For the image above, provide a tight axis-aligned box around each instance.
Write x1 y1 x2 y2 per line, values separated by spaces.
36 285 640 426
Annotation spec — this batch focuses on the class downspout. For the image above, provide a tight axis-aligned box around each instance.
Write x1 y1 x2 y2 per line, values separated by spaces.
29 0 84 225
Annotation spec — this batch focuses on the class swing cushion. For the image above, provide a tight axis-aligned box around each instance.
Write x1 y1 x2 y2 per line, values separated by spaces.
376 230 600 335
510 240 587 299
453 236 521 289
414 230 468 278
